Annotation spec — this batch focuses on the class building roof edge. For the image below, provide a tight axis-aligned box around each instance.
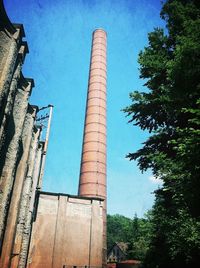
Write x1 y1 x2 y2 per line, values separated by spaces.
0 0 17 35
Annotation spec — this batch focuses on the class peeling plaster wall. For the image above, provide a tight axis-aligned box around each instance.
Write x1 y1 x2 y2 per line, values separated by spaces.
0 5 42 268
0 42 28 155
0 30 18 116
17 127 41 268
0 106 37 268
0 15 29 247
0 79 32 243
0 60 22 152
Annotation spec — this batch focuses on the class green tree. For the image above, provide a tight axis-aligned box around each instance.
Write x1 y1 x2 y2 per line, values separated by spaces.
128 213 152 261
124 0 200 267
107 214 132 251
107 214 152 261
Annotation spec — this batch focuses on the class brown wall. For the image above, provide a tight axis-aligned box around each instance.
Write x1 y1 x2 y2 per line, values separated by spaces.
27 193 104 268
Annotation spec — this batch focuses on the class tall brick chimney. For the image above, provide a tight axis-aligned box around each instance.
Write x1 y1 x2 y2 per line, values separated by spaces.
78 29 107 200
78 28 107 266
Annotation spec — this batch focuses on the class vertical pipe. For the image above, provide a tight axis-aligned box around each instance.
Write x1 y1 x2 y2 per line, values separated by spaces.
78 29 107 267
29 142 43 211
17 142 43 268
11 127 40 268
37 105 53 189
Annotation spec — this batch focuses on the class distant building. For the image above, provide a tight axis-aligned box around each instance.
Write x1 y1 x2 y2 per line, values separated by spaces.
116 260 141 268
107 242 128 263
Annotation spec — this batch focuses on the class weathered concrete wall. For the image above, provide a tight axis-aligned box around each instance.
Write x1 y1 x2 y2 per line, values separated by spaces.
27 193 103 268
0 78 33 245
0 22 26 131
0 42 28 153
0 29 18 116
0 2 28 162
0 105 37 268
0 4 51 268
11 127 41 268
0 60 22 152
18 128 41 268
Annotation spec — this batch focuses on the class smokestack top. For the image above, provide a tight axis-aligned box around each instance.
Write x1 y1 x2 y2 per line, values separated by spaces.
93 28 107 35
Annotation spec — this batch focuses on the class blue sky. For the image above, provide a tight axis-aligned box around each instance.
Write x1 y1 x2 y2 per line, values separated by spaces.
5 0 164 218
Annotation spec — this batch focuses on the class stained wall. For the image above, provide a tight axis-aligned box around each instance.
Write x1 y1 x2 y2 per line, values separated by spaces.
27 192 104 268
0 3 45 267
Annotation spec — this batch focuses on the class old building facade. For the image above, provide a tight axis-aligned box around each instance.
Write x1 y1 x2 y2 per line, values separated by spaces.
0 2 107 268
0 2 52 267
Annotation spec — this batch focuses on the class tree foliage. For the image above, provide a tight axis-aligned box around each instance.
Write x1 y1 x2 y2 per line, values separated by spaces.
107 214 152 261
127 213 152 261
123 0 200 267
107 214 133 251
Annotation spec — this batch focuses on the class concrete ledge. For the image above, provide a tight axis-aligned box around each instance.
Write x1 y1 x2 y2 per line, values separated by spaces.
38 190 104 201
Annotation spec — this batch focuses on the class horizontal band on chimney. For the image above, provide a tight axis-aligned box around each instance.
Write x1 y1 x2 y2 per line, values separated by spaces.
89 81 106 87
92 41 106 48
82 150 106 156
86 112 106 119
92 48 107 54
93 37 106 43
87 96 106 102
90 69 107 75
91 60 106 67
80 171 106 176
84 121 106 127
89 74 106 80
88 88 106 94
81 160 106 165
86 104 106 111
83 140 106 146
79 182 106 187
84 130 107 136
91 54 106 60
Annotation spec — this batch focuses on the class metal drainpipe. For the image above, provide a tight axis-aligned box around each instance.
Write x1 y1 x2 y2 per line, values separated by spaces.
37 104 53 189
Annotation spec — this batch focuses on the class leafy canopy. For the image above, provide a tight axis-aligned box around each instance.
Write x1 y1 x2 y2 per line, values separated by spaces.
123 0 200 267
